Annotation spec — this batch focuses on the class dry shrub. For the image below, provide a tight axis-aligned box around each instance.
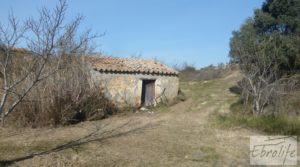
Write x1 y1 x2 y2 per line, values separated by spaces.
179 63 232 81
5 56 117 127
230 74 300 115
269 75 300 115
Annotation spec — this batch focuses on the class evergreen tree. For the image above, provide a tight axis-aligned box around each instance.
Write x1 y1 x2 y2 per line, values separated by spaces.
231 0 300 73
229 0 300 114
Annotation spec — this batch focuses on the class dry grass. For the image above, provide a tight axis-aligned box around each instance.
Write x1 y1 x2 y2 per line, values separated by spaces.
0 70 299 166
3 57 117 128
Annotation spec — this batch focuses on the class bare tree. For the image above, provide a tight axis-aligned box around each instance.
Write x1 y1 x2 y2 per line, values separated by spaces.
235 36 281 115
0 0 96 124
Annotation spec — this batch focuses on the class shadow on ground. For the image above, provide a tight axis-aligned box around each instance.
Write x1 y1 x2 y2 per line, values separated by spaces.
0 120 158 167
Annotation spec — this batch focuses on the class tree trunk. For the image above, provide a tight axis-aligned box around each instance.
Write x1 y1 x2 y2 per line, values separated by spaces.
253 98 260 114
0 116 4 127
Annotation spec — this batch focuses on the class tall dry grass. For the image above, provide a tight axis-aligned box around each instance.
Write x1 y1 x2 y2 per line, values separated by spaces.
4 56 116 127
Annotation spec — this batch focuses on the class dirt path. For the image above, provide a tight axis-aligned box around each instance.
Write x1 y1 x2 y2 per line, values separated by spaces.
0 72 271 166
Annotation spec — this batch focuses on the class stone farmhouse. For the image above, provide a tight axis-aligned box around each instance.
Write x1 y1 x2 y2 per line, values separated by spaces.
86 56 179 107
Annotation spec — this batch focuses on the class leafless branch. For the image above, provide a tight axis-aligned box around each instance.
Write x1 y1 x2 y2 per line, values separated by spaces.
0 0 97 124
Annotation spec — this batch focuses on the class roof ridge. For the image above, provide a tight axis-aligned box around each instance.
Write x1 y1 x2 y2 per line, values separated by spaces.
85 55 178 76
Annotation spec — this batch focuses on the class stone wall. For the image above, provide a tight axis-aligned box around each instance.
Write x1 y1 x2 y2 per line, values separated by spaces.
91 70 179 107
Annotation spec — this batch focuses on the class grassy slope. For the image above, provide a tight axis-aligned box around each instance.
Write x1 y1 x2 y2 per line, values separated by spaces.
0 71 299 166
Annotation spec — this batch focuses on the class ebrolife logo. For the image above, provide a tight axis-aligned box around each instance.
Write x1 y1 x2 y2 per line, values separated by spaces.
250 136 297 165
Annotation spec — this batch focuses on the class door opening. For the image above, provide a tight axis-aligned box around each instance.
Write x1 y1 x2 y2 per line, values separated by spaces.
141 80 155 106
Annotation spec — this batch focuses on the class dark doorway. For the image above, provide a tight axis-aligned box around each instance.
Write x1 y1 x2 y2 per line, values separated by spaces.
141 80 155 106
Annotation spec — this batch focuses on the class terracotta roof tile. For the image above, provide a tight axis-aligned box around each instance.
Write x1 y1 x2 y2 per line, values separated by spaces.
85 56 178 75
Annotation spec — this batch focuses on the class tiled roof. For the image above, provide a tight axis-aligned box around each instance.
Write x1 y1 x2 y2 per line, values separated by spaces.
85 56 178 76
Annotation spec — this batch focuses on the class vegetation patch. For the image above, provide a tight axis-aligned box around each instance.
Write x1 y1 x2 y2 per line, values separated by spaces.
193 146 220 162
178 63 234 81
150 103 170 113
212 101 300 138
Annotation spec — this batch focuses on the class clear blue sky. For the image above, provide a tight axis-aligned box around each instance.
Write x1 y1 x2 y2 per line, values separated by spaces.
0 0 264 68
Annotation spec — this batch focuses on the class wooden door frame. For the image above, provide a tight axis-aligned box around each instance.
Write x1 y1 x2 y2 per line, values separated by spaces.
141 79 156 106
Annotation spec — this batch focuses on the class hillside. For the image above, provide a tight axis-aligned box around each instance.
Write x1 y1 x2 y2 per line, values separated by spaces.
0 70 299 166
